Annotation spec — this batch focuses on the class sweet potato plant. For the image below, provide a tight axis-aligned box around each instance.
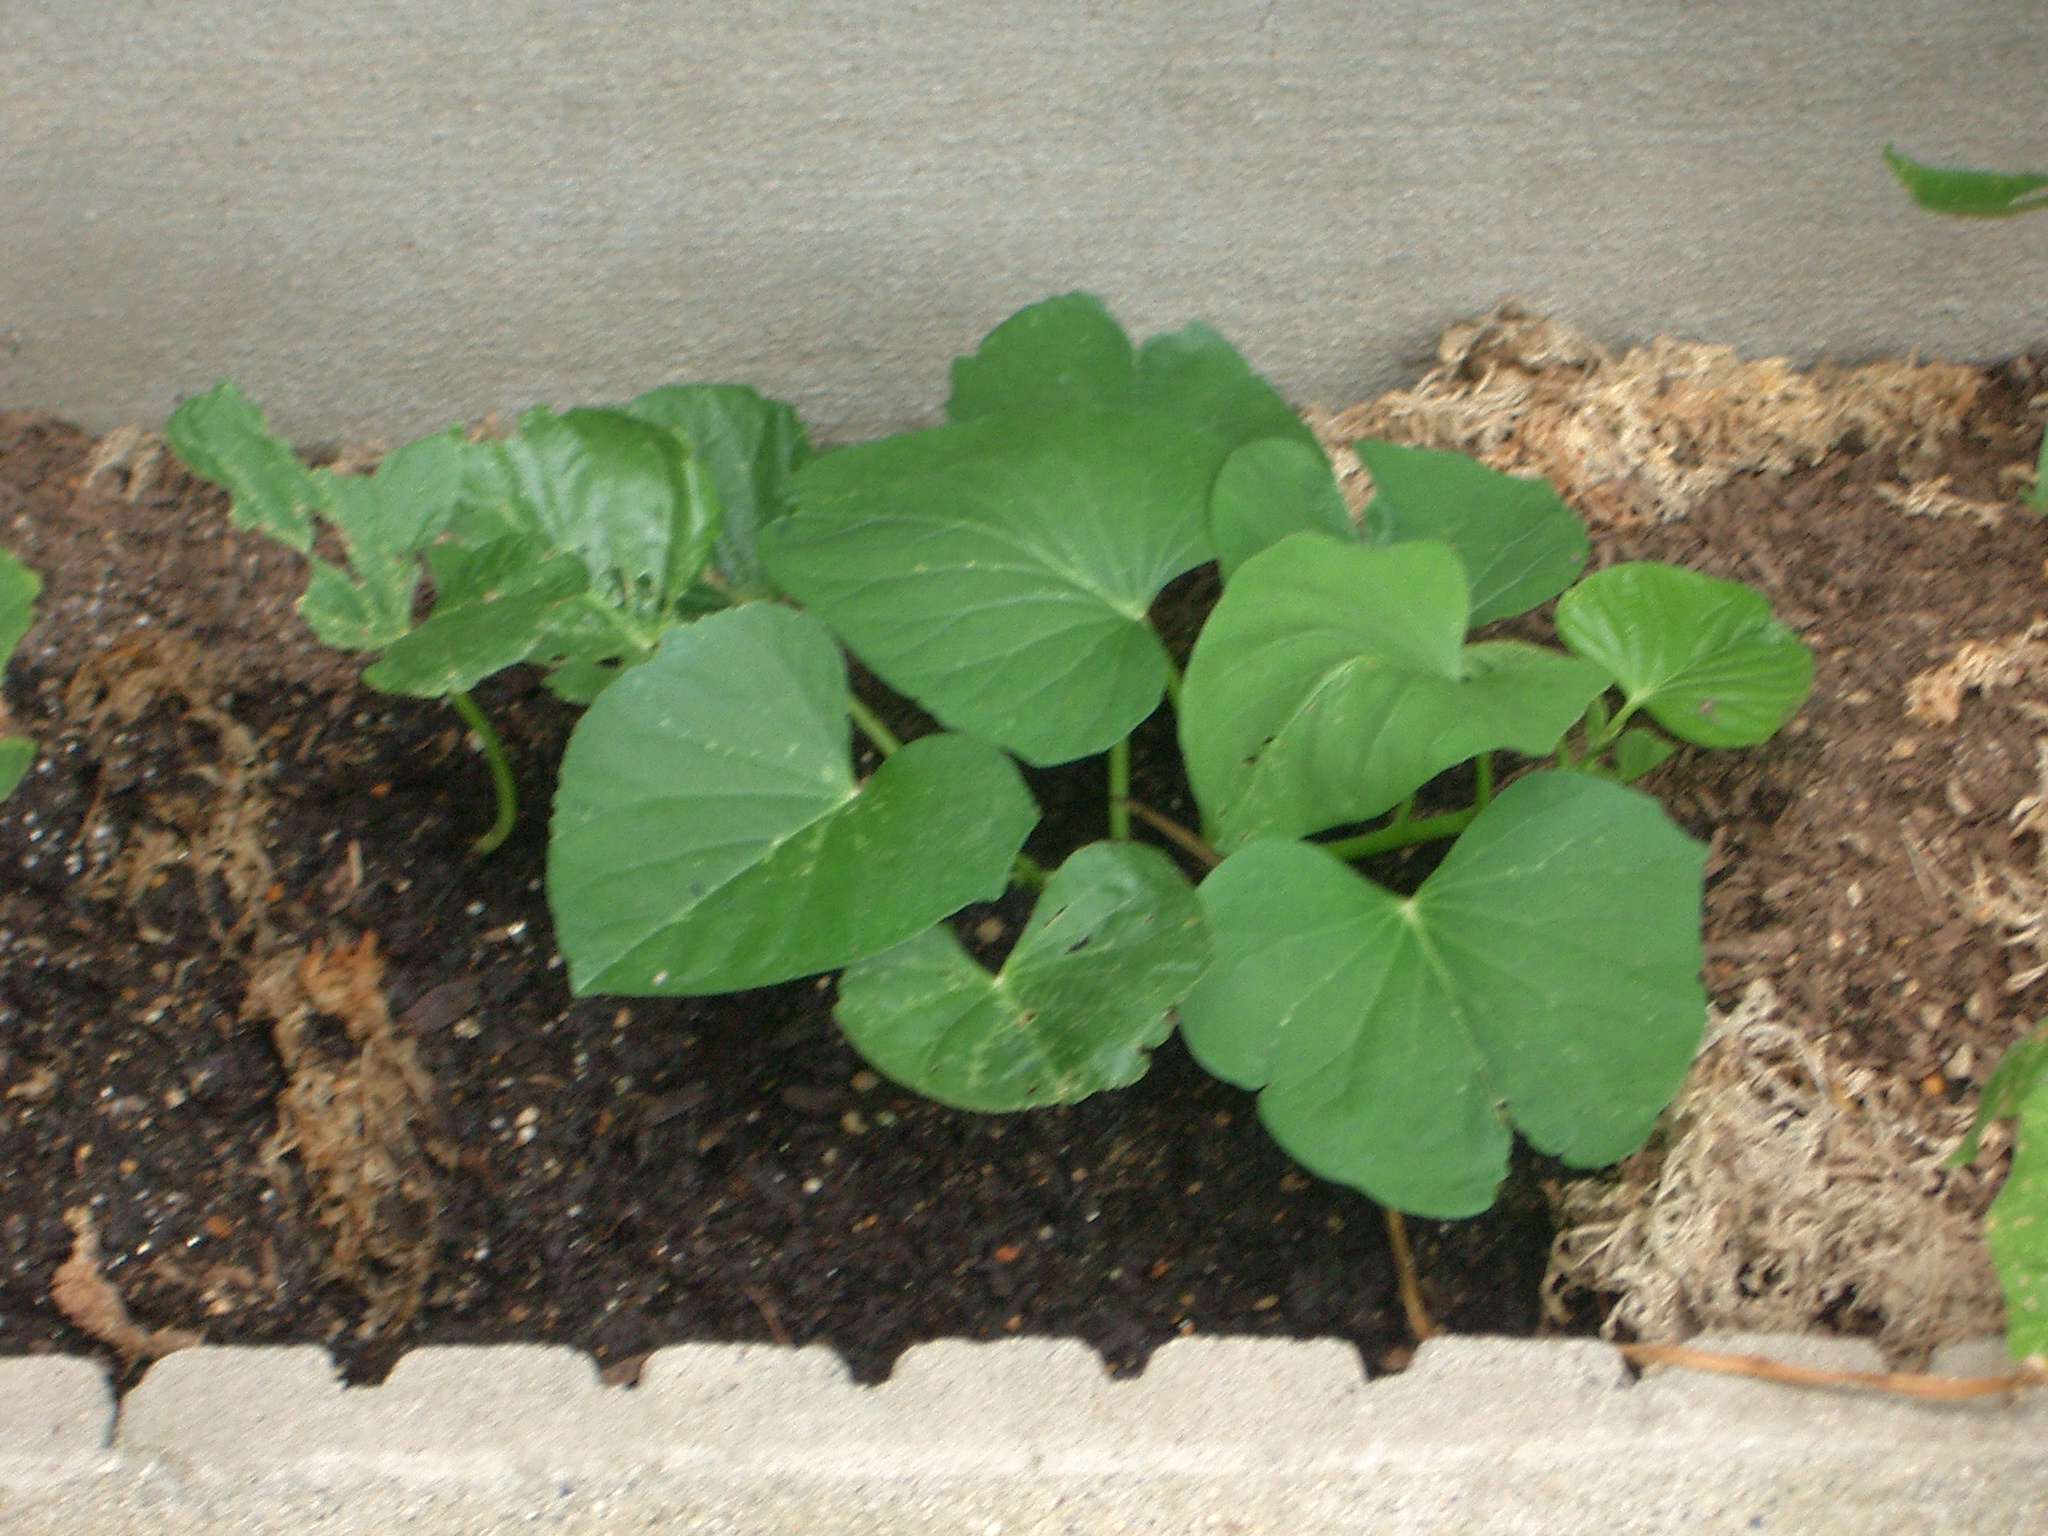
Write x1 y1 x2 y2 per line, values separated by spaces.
168 293 1814 1219
0 546 37 798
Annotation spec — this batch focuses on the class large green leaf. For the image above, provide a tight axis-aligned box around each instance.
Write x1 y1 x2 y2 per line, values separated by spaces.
946 293 1136 421
621 383 813 597
1180 535 1608 848
835 841 1211 1111
762 410 1215 765
165 382 325 550
1554 562 1814 747
1209 437 1356 580
0 545 37 799
1180 771 1707 1217
548 604 1038 996
1885 146 2048 218
1356 440 1589 626
946 293 1318 458
489 407 720 622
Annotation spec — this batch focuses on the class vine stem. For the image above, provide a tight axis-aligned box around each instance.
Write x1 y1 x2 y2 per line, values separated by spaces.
1384 1209 1440 1343
450 691 517 856
1319 804 1480 863
1161 657 1184 712
845 695 902 757
1474 752 1494 810
1108 738 1131 841
1121 799 1221 869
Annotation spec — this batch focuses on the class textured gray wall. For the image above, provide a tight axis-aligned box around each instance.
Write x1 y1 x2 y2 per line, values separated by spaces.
4 1 2047 445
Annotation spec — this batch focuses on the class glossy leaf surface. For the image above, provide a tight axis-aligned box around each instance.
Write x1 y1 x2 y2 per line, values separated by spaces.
1209 437 1356 580
836 842 1211 1111
1180 535 1607 847
549 604 1037 995
1555 562 1813 747
1356 439 1588 625
763 410 1214 765
622 383 812 596
1179 771 1707 1217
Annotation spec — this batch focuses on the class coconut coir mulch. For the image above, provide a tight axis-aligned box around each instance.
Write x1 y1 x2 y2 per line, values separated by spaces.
2 324 2043 1390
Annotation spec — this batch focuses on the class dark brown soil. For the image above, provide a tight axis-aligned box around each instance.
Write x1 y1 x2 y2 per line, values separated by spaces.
2 371 2043 1390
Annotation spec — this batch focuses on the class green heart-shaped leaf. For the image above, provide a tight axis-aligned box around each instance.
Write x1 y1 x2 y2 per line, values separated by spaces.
836 842 1211 1111
165 382 325 551
762 410 1214 765
622 383 813 598
1180 771 1706 1218
947 294 1318 459
1609 726 1678 784
1209 437 1356 580
548 604 1038 996
1180 535 1609 848
1356 440 1589 625
1554 561 1814 747
295 433 470 650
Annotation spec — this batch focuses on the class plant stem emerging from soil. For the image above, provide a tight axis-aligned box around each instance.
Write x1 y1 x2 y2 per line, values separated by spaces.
1384 1209 1440 1343
451 691 516 855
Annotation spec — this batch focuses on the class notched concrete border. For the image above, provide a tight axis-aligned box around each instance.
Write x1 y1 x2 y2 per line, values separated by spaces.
3 1334 2045 1532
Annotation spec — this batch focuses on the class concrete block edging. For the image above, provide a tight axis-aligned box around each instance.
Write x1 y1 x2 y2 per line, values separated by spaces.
3 1332 2044 1494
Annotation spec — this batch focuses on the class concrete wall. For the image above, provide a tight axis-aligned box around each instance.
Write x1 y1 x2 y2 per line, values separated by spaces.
4 1 2047 445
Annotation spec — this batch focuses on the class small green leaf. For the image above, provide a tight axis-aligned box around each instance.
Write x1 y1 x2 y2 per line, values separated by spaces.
1555 561 1814 747
0 546 36 799
490 406 720 620
1885 145 2048 219
621 383 813 596
1180 535 1608 848
947 293 1136 421
363 547 590 697
1955 1020 2048 1166
1355 439 1589 625
1609 726 1677 784
764 410 1214 766
1179 771 1706 1217
836 842 1211 1111
165 382 325 551
0 735 30 799
0 545 37 664
1209 437 1356 580
2030 433 2048 515
548 604 1038 995
947 294 1318 460
1989 1082 2048 1361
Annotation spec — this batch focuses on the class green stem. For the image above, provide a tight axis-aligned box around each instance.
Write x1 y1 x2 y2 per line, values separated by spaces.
450 691 517 856
1108 738 1131 841
1011 851 1049 891
1161 657 1184 713
846 695 902 757
1473 753 1494 810
1320 804 1481 863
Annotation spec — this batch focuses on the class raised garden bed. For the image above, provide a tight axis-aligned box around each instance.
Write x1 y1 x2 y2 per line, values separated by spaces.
0 310 2039 1389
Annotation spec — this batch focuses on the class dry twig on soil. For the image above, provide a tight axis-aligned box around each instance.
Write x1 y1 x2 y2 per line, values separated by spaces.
50 1205 201 1360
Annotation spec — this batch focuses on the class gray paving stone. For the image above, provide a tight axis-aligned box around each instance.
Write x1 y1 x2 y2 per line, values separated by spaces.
0 1357 113 1485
